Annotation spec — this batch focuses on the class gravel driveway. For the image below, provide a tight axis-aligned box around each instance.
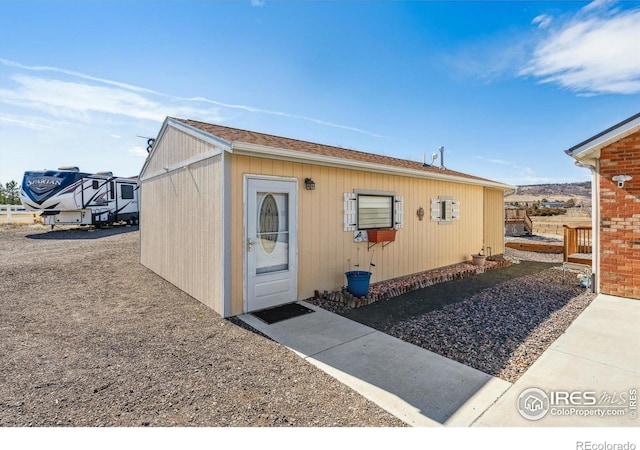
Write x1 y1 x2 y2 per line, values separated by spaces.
0 225 404 427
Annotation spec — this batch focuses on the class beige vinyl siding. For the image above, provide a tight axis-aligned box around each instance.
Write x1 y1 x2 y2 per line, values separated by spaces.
229 154 487 315
140 127 224 314
143 125 220 176
483 188 505 256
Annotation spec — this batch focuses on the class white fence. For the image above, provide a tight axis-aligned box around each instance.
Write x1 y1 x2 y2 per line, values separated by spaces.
0 204 41 224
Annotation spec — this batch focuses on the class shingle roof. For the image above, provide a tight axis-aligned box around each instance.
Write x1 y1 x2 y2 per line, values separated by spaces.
173 117 502 186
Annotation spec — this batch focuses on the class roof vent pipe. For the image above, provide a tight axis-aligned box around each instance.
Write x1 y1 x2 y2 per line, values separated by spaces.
439 146 445 169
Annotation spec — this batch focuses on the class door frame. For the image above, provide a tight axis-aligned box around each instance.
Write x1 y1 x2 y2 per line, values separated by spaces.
243 174 298 313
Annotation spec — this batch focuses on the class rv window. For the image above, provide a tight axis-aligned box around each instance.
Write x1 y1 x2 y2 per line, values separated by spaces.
110 182 114 199
92 180 99 189
121 185 134 200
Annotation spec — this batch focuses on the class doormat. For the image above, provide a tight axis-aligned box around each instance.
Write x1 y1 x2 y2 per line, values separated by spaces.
252 303 315 324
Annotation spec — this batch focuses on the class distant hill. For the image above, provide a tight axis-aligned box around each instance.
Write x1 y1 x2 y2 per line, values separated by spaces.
515 181 591 198
507 181 592 208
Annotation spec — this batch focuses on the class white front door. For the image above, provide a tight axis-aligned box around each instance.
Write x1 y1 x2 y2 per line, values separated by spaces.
246 176 298 312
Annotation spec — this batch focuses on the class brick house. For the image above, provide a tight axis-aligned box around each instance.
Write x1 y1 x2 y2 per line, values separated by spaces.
566 112 640 300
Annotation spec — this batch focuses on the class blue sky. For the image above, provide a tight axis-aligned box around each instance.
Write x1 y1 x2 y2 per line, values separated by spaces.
1 0 639 187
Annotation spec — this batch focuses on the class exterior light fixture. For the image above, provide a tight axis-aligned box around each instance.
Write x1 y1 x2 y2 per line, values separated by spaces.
417 207 425 221
304 178 315 190
612 175 632 188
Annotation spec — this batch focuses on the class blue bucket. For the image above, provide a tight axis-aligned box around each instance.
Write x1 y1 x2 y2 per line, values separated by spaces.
345 271 371 297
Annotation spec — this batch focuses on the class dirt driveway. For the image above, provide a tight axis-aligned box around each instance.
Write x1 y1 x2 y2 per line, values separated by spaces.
0 225 403 427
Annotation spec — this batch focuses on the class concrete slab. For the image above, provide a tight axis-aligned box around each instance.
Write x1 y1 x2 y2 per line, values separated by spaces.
239 303 376 357
474 294 640 427
549 294 640 373
473 350 639 427
309 330 511 426
240 302 511 427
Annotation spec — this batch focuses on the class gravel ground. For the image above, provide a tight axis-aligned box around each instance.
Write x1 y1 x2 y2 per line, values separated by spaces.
385 269 594 383
504 234 564 263
504 247 563 263
0 225 404 427
310 244 594 384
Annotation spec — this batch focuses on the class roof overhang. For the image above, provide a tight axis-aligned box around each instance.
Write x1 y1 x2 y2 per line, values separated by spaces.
142 117 513 190
139 117 232 180
231 141 514 190
565 113 640 166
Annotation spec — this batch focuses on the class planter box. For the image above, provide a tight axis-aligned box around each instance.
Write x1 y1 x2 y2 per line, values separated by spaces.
367 229 397 243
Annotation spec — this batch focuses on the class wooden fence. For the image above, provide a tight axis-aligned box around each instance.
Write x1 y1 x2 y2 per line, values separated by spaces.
0 205 42 224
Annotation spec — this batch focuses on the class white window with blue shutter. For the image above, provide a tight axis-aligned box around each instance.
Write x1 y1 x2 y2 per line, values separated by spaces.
344 190 404 231
431 196 460 224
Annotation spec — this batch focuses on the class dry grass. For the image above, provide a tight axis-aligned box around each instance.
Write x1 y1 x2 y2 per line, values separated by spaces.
0 225 404 427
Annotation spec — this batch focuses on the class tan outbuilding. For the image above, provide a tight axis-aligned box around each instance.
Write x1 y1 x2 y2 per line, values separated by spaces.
139 117 512 317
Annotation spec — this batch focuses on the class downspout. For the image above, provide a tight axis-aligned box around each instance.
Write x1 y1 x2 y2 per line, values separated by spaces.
574 159 599 293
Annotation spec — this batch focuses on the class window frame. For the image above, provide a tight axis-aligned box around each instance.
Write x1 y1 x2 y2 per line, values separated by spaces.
355 189 395 230
439 196 453 224
431 196 459 224
120 184 134 200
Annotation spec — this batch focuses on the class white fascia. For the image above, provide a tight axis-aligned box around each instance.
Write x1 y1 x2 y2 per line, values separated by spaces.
567 117 640 163
140 149 224 182
138 117 171 179
139 118 232 182
166 118 233 149
230 141 514 191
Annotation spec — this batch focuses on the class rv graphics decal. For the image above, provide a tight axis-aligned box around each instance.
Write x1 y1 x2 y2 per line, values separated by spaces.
22 171 87 205
26 176 62 194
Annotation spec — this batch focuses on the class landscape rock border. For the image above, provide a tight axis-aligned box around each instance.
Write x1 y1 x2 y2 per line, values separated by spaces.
308 256 511 311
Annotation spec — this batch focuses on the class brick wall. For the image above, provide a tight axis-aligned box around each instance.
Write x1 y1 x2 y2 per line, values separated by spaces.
599 130 640 299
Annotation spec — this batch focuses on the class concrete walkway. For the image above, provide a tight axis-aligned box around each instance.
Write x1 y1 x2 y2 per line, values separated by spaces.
474 294 640 426
241 294 640 427
240 302 511 427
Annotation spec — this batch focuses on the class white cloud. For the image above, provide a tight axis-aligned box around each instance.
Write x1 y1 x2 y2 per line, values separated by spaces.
0 58 160 95
521 4 640 95
532 14 553 29
0 75 225 123
443 30 533 83
473 155 555 184
251 0 266 7
110 134 121 139
0 58 386 138
0 114 56 130
188 95 388 138
128 146 148 157
583 0 616 13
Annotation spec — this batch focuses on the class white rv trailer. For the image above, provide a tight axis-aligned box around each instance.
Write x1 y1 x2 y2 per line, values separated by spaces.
20 166 139 227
